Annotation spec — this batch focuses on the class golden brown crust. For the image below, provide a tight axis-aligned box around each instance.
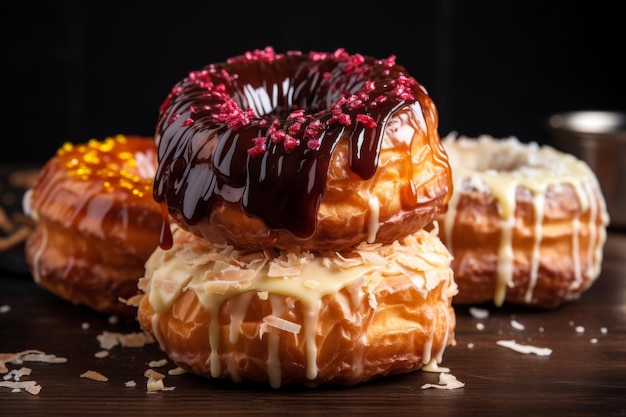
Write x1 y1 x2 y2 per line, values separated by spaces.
438 134 609 308
175 102 452 252
25 221 148 316
136 226 457 387
24 135 162 316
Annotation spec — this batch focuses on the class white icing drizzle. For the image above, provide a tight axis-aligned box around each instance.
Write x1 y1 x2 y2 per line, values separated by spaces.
229 291 253 344
30 214 46 285
571 215 582 290
441 133 609 306
24 190 45 285
143 225 455 387
266 295 283 388
495 186 516 306
525 192 545 303
303 303 320 381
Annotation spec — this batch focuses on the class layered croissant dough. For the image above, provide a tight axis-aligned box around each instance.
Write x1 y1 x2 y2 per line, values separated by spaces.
138 48 458 388
136 226 457 388
438 134 609 308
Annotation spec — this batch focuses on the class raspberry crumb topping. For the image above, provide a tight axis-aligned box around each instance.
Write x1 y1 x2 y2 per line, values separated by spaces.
159 47 417 158
154 46 427 238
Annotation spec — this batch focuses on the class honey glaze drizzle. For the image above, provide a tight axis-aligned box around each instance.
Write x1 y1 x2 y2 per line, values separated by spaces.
145 226 455 388
442 134 609 306
27 135 157 239
153 47 437 240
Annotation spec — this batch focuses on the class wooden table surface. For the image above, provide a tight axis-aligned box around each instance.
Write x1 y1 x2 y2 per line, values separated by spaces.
0 166 625 417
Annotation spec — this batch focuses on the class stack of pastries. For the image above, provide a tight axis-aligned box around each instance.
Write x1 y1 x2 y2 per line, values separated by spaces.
134 47 458 388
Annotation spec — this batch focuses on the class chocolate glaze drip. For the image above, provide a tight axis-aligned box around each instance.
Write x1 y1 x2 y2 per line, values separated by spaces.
154 48 428 240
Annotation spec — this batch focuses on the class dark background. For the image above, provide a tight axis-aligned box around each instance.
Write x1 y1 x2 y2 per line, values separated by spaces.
2 0 624 164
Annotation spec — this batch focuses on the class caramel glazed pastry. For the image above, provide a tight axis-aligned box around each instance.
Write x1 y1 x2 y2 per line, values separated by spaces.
438 133 609 308
134 47 458 388
24 135 162 317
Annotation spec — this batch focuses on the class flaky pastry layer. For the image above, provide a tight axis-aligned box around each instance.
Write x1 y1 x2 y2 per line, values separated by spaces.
136 225 457 388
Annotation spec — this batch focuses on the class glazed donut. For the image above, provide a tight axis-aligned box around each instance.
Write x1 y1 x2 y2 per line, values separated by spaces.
136 224 457 388
437 134 609 308
24 135 162 317
154 47 451 252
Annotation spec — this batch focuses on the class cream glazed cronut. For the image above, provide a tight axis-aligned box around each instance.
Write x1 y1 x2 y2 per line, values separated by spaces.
437 133 609 308
136 224 457 388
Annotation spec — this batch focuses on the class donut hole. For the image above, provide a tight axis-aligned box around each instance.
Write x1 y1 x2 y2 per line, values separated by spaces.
232 58 360 123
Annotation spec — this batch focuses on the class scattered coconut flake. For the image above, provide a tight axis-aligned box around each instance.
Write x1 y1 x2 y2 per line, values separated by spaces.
0 304 10 314
108 315 119 325
1 350 66 377
97 330 155 350
590 338 598 344
496 340 552 356
20 353 67 363
600 327 608 334
0 380 40 394
575 326 585 334
80 370 108 382
125 380 137 388
5 366 32 380
303 279 320 289
147 378 165 392
94 350 109 359
421 372 465 390
25 384 42 395
144 369 165 380
144 368 175 392
467 343 475 349
510 319 526 331
469 307 489 319
120 332 154 347
148 359 168 368
260 315 301 335
81 322 90 330
476 323 485 330
168 367 187 376
97 331 121 350
538 327 544 333
257 291 269 300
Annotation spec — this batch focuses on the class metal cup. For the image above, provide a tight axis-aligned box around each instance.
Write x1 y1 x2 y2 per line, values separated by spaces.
547 111 626 229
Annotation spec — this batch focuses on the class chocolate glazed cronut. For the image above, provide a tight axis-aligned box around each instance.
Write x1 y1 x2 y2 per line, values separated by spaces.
153 48 452 251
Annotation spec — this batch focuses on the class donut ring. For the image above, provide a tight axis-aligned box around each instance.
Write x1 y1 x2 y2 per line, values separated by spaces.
136 224 457 388
24 135 162 316
154 47 451 252
437 134 609 308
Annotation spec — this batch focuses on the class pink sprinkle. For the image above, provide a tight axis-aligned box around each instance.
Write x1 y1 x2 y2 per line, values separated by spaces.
356 114 376 128
307 139 320 150
247 137 267 157
283 136 300 152
168 113 180 125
